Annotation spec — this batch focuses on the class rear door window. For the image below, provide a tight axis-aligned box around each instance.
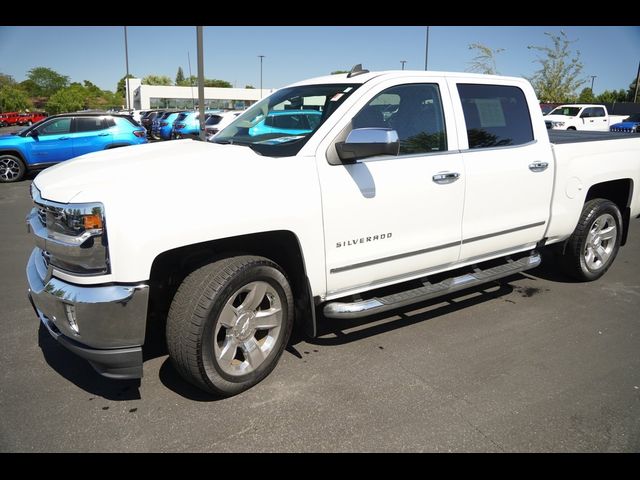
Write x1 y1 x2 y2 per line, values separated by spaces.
457 84 533 149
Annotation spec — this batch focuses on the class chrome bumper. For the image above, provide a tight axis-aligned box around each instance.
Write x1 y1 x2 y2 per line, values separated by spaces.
27 248 149 379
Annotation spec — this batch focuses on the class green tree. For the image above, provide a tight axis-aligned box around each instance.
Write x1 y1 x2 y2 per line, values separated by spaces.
116 74 135 97
46 84 87 114
204 79 232 88
176 75 197 87
0 73 16 89
527 31 586 103
467 43 504 75
596 89 628 104
577 87 595 103
0 85 33 112
627 77 639 103
26 67 69 97
175 67 185 85
331 70 349 75
142 75 172 86
245 85 255 89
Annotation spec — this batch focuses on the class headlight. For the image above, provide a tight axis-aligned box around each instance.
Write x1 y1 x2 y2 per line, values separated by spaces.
28 185 109 275
552 121 565 127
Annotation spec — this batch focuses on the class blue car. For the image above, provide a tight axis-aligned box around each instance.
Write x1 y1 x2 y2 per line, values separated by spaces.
248 109 322 137
152 111 185 140
610 113 640 133
172 110 222 139
0 112 147 183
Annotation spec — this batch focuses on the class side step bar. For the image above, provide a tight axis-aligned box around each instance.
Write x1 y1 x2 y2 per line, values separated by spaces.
323 252 541 319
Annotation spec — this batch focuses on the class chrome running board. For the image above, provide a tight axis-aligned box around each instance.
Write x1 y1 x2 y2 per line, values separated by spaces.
323 252 541 319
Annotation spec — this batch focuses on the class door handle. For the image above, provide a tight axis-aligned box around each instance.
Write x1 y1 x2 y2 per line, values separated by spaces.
97 133 109 136
529 161 549 172
432 172 460 184
58 137 69 140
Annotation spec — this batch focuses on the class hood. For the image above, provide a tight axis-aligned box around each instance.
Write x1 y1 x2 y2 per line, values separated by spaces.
33 139 265 204
0 133 24 145
544 114 575 122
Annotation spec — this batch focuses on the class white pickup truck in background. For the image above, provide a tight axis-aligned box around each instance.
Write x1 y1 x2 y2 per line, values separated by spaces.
545 104 627 131
26 66 640 397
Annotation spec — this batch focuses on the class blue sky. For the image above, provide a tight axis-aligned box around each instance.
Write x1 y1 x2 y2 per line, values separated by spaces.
1 26 638 94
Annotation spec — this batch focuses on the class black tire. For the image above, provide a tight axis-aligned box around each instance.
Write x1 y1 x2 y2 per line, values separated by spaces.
560 198 623 281
0 154 26 183
166 255 294 397
567 127 576 131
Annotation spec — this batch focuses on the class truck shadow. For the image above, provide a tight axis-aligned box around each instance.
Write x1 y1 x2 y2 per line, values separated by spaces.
37 323 141 401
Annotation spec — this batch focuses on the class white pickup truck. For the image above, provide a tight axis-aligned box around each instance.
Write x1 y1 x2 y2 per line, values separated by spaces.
26 67 640 396
545 104 627 131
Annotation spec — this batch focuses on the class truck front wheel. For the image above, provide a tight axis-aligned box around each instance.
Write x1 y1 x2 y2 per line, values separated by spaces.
166 255 294 396
560 199 623 281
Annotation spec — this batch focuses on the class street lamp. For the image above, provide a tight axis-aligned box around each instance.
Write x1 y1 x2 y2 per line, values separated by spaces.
590 75 597 92
258 55 265 99
400 60 407 70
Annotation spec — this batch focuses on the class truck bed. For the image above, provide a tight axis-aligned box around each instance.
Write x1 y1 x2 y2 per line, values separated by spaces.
548 130 637 144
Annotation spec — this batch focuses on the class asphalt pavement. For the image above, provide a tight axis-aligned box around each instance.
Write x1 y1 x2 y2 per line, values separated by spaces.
1 176 639 452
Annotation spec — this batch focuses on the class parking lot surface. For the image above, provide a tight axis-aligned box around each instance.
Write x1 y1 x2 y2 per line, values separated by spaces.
1 176 639 452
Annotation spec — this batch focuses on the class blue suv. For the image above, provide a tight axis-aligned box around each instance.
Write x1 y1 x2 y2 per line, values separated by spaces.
172 110 221 139
0 112 147 183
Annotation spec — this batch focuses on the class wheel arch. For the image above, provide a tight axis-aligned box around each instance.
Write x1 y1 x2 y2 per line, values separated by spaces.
146 230 316 345
0 149 27 164
584 178 634 246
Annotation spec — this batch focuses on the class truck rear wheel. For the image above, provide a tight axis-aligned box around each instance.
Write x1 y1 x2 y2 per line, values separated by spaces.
166 255 294 396
0 154 26 183
560 199 622 281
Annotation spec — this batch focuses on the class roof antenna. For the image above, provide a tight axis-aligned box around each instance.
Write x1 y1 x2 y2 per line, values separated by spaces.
347 64 370 78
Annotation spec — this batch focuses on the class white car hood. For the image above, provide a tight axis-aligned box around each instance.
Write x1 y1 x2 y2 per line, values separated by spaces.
33 140 263 204
545 114 575 123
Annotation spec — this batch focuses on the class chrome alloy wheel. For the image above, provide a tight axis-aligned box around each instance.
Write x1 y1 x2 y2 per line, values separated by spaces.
584 213 617 271
214 281 283 376
0 157 21 182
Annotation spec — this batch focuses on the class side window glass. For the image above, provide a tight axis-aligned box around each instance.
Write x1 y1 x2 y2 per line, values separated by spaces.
76 117 108 133
593 108 605 118
457 84 533 149
352 83 447 154
38 118 71 136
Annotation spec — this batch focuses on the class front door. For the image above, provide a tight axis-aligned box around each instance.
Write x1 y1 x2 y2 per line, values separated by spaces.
317 78 465 297
26 117 74 164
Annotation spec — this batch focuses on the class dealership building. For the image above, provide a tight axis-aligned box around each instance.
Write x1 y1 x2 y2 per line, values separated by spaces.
125 78 274 110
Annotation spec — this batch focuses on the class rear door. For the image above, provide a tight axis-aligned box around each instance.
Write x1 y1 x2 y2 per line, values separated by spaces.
25 117 74 164
72 116 113 156
450 79 553 262
581 106 608 131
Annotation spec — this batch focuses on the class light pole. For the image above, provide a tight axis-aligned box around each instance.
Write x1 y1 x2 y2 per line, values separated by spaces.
400 60 407 70
123 26 131 111
258 55 265 99
590 75 597 92
424 26 430 71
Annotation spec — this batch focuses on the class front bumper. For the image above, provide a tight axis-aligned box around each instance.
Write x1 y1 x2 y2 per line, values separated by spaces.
27 248 149 379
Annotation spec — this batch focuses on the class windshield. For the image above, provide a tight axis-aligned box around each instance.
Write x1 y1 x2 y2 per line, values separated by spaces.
213 83 360 156
548 106 581 117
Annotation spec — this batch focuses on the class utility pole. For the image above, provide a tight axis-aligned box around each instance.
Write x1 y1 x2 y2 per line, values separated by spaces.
590 75 597 92
124 26 131 111
258 55 265 99
196 26 205 141
400 60 406 70
424 26 430 71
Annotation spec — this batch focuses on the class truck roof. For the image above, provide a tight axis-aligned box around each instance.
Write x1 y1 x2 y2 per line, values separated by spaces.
289 70 532 87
